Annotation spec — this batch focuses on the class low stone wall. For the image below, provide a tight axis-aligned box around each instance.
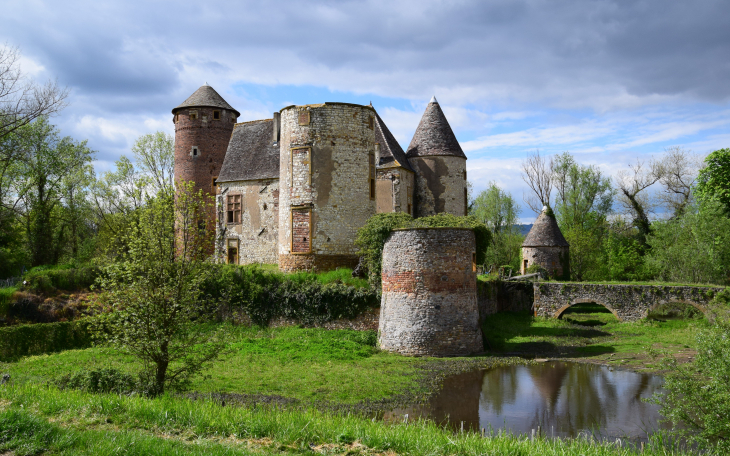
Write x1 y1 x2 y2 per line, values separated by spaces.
278 254 359 272
533 282 725 322
379 228 483 356
476 280 533 322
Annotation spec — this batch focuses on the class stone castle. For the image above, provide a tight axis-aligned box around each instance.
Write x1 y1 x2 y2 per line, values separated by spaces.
172 84 468 272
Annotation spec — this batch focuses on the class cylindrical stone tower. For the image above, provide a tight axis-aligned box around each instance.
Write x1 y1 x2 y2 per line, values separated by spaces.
406 97 468 218
521 207 570 280
379 228 483 356
173 84 239 230
278 102 377 272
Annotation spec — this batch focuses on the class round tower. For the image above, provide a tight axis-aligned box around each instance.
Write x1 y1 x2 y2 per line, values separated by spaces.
172 84 239 220
278 102 377 272
379 228 483 356
405 97 467 218
521 207 570 280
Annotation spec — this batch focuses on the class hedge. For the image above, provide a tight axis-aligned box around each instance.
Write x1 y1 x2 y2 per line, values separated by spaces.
0 320 92 362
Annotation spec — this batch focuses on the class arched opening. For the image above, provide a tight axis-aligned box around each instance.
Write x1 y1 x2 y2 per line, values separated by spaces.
555 299 621 326
647 300 706 321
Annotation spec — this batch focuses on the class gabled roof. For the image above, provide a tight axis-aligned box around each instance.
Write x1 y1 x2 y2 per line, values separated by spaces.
405 97 466 159
522 210 569 247
217 119 280 183
373 109 413 172
172 84 240 116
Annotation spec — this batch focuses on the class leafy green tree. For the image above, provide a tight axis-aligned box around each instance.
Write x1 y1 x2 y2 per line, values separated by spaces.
695 148 730 213
470 182 522 270
131 131 174 198
93 183 223 395
601 217 651 281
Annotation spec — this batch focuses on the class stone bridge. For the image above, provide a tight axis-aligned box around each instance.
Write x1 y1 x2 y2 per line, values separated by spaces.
533 282 725 322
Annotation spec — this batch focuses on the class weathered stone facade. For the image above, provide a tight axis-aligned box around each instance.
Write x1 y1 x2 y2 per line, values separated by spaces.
379 228 483 356
277 103 377 271
521 209 570 279
522 246 569 278
375 167 415 214
533 282 724 322
216 179 279 264
410 156 467 217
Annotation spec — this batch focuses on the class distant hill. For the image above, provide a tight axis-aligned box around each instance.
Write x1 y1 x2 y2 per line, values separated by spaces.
515 224 532 236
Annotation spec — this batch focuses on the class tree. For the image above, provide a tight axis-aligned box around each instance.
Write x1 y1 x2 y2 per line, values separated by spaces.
521 149 553 214
470 182 522 269
93 183 223 395
0 45 67 144
615 158 663 251
695 148 730 214
657 146 702 218
131 131 174 198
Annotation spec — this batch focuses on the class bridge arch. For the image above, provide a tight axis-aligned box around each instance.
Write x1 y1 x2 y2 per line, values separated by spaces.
646 299 707 319
554 298 622 321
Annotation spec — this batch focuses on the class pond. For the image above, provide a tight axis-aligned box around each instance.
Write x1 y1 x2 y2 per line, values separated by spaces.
386 361 669 442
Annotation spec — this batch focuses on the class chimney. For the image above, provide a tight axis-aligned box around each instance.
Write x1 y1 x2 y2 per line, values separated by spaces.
272 112 281 143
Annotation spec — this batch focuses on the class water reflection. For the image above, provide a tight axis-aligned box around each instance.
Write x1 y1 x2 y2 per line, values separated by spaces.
389 362 668 441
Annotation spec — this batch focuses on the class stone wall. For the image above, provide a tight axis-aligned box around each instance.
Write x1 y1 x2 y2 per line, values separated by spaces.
278 103 376 271
533 282 725 322
410 155 467 217
476 280 534 322
216 179 279 264
379 228 483 356
521 246 570 279
375 167 414 215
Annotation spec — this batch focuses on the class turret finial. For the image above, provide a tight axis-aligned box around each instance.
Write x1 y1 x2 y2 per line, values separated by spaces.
429 95 438 103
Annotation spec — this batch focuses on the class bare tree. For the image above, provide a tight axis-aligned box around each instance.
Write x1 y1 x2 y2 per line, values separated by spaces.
615 158 663 248
521 149 553 213
657 146 703 218
0 44 68 142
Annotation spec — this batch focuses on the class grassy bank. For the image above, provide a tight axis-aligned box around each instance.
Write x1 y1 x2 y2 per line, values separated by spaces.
483 304 705 371
0 383 693 456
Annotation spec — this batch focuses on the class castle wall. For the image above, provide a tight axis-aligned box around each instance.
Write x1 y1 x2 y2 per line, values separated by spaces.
410 156 467 218
277 103 377 271
376 168 414 215
521 246 570 280
216 179 279 265
379 228 483 356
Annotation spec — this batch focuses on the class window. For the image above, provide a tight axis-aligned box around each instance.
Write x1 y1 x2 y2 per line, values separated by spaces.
464 187 468 215
298 110 310 126
368 116 374 130
192 146 199 157
211 177 217 194
231 116 236 123
523 259 528 273
407 186 413 215
291 207 312 253
472 253 477 272
173 114 178 123
189 111 197 120
227 239 239 265
213 110 220 120
369 151 375 200
464 169 467 180
227 194 241 223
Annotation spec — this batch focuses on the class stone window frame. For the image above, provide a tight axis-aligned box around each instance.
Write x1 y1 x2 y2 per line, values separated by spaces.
213 110 221 120
226 193 242 224
368 115 374 130
173 113 178 123
189 110 198 120
227 238 239 265
191 146 200 157
290 146 312 186
290 205 313 254
211 176 218 194
298 110 310 126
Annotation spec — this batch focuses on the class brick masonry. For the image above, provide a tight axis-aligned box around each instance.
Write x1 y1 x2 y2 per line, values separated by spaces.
533 282 724 321
379 228 483 356
278 103 377 272
215 179 279 264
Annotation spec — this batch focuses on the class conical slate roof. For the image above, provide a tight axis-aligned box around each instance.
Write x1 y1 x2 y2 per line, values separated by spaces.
172 84 240 116
373 109 413 172
522 209 569 247
405 97 466 159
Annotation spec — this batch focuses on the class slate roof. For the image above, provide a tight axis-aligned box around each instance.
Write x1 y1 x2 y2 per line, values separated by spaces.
172 84 240 116
373 109 414 172
405 97 466 159
522 210 570 247
216 119 280 183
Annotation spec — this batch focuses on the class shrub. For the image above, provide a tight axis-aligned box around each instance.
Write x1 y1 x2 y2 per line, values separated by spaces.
56 368 137 395
0 320 91 362
355 213 491 287
0 287 16 318
23 265 100 293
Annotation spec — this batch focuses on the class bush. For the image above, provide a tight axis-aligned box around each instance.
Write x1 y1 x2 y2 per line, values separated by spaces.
23 265 100 293
0 320 91 361
56 368 137 395
0 287 16 318
355 213 491 287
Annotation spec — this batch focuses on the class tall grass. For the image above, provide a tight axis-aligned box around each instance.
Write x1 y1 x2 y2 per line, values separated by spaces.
0 383 693 456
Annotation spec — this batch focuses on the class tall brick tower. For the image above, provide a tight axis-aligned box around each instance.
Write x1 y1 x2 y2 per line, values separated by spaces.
172 84 240 227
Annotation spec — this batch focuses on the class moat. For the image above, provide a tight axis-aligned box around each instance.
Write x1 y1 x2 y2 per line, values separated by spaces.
387 361 668 443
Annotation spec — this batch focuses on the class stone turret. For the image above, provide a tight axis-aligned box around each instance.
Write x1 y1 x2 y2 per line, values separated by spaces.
521 207 570 280
406 97 467 217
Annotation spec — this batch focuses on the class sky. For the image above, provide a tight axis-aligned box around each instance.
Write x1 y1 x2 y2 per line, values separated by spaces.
4 0 730 222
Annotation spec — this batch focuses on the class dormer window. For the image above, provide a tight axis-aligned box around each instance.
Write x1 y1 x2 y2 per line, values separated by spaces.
213 110 220 120
192 146 199 157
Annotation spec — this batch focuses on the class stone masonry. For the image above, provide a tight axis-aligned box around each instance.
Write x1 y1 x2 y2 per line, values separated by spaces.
379 228 483 356
533 282 725 322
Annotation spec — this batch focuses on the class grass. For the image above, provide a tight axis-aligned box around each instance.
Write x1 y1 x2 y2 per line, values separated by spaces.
0 383 695 456
482 305 706 371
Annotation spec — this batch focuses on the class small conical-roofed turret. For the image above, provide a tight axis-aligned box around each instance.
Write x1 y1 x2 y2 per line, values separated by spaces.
405 97 465 159
521 207 570 279
406 97 468 217
172 84 240 116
